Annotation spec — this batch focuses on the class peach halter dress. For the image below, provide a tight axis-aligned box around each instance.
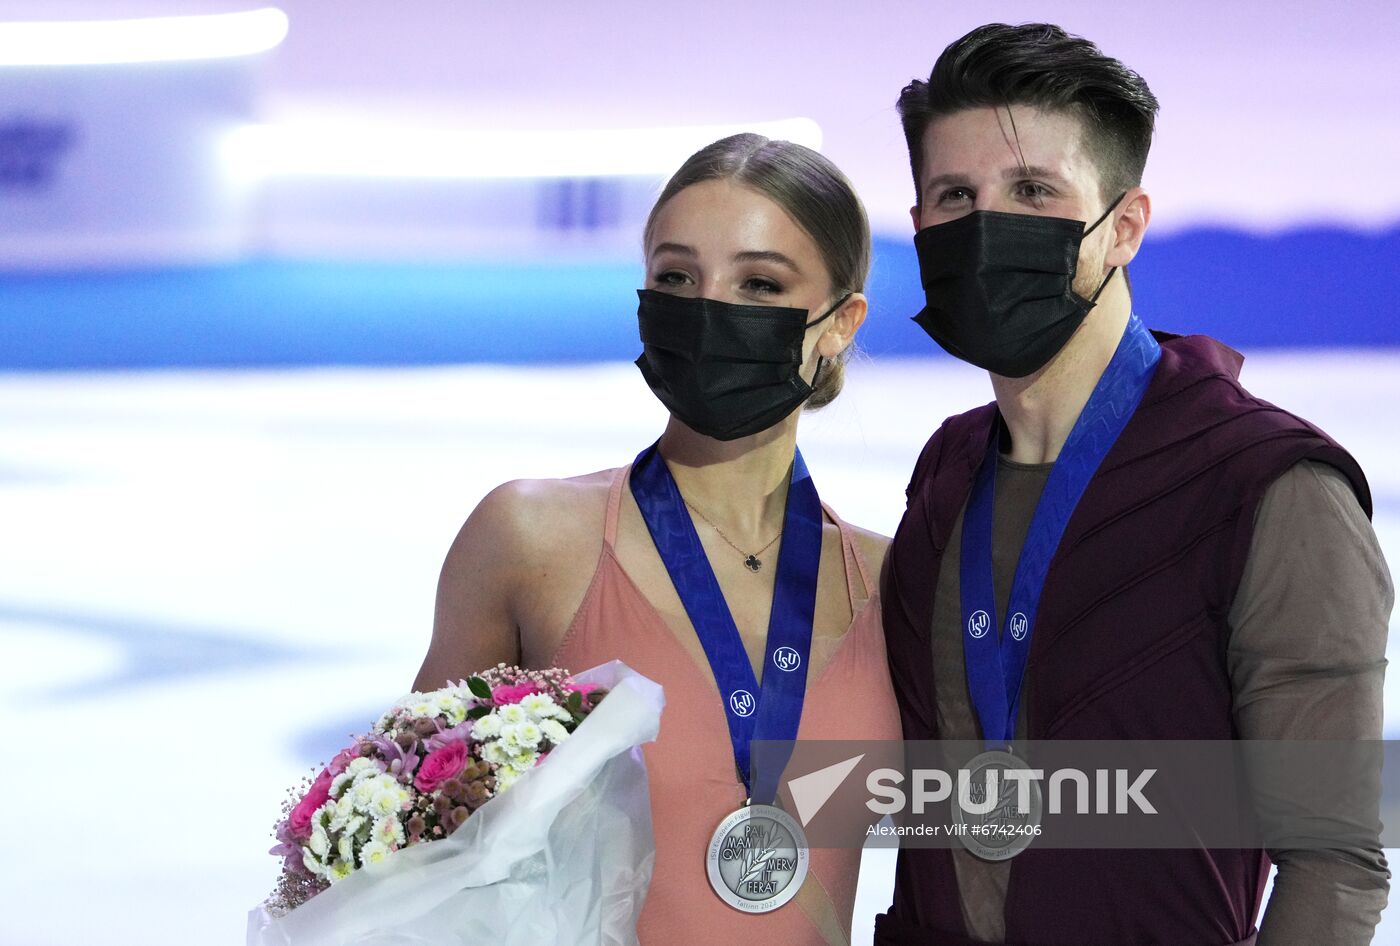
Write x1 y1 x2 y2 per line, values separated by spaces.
551 465 902 945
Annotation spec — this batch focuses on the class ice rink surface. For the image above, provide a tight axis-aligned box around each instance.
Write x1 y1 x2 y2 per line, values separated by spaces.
2 350 1397 945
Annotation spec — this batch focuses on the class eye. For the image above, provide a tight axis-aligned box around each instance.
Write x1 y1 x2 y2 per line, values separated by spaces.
651 269 691 289
1014 180 1053 205
742 275 783 296
937 186 974 206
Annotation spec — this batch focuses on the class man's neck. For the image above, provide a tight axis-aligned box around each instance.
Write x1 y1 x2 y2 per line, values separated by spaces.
991 289 1132 465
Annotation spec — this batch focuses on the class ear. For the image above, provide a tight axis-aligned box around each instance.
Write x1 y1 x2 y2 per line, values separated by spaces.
909 203 922 233
816 293 869 359
1105 187 1151 268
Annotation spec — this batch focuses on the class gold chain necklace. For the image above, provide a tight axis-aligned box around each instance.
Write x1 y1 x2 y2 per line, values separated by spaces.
682 498 782 572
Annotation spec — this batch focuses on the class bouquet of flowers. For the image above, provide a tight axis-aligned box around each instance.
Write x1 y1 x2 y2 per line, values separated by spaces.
249 660 663 946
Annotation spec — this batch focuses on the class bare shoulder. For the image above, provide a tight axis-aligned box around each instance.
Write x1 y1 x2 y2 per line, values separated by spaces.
466 469 616 559
420 468 620 689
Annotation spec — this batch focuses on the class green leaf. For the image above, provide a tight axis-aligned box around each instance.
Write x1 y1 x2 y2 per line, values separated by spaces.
467 677 492 700
566 691 583 714
467 706 491 720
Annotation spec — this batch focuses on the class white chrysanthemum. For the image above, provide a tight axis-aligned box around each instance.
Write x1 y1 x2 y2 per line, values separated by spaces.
342 815 367 839
373 816 406 847
433 692 467 720
329 772 354 799
540 719 569 744
351 777 380 808
337 834 356 864
518 693 557 718
364 772 397 791
473 714 503 739
481 741 509 765
301 847 326 876
314 800 336 829
495 768 519 791
347 757 381 777
359 840 392 867
511 748 538 770
326 858 355 884
497 704 527 725
329 796 356 832
308 824 331 858
498 723 520 748
369 785 409 819
512 721 543 749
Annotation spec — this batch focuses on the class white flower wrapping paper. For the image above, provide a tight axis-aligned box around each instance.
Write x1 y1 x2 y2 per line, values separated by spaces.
248 660 663 946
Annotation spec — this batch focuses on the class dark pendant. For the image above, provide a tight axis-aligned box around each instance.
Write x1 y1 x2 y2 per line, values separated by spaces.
744 555 762 572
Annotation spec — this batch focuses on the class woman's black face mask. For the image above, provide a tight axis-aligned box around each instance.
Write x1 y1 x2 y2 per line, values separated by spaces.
634 289 848 441
912 194 1126 378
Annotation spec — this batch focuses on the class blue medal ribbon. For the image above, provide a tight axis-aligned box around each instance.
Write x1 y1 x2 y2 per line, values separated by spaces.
630 441 822 804
961 315 1161 747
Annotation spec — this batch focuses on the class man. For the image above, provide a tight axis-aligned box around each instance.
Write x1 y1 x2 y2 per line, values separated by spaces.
878 23 1392 945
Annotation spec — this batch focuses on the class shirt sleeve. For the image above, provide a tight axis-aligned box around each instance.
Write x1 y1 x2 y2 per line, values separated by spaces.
1227 460 1393 945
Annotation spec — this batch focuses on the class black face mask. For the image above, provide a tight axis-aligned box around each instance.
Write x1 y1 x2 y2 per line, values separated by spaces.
912 194 1125 378
633 289 847 442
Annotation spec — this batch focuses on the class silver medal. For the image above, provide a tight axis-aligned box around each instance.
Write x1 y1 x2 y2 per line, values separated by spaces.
952 749 1043 861
706 803 809 913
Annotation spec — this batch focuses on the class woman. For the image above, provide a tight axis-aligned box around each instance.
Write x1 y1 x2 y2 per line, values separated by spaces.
414 133 900 944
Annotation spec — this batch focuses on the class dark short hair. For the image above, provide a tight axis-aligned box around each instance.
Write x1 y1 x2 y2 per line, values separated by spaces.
645 133 870 408
897 23 1159 207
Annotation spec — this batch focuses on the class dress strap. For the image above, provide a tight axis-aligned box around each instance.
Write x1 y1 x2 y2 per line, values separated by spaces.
603 464 629 550
821 502 872 606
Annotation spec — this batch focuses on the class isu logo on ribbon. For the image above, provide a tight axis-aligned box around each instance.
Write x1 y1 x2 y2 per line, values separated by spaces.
1009 612 1029 641
729 689 756 717
967 610 991 639
773 646 802 672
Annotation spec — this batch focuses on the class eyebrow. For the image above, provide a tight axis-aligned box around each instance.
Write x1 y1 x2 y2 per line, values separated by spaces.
649 241 695 258
922 165 1073 197
649 243 803 274
733 249 802 273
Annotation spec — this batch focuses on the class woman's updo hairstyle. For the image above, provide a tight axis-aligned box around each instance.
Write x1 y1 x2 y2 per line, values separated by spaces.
643 133 871 409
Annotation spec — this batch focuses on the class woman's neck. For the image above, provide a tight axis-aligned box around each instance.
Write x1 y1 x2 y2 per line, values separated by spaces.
655 416 798 541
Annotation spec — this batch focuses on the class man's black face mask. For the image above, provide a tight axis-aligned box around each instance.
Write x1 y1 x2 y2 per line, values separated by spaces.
912 194 1125 378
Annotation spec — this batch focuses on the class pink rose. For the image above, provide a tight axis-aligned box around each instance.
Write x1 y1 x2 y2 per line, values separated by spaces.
289 770 334 840
490 682 542 705
327 744 361 777
415 741 468 793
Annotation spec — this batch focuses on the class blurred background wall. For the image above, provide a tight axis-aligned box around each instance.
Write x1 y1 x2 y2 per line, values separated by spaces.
3 0 1397 370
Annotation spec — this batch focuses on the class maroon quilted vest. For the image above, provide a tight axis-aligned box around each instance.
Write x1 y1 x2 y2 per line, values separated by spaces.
875 333 1371 946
